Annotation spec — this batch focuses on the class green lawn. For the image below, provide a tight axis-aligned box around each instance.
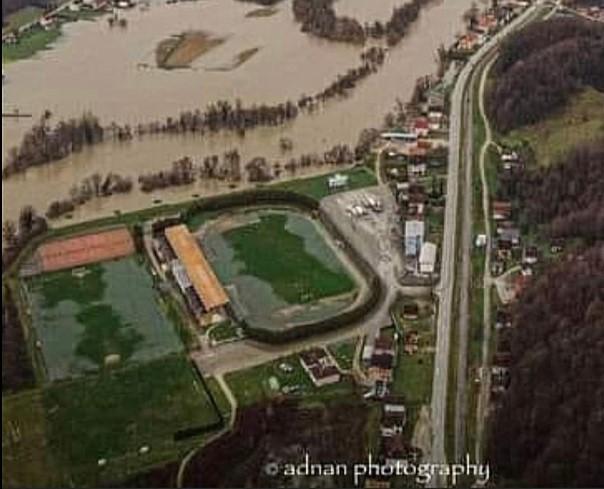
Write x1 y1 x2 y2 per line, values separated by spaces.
225 354 356 407
505 88 604 167
2 26 61 63
3 355 223 487
223 212 355 304
273 167 377 200
208 321 242 343
225 354 314 406
328 338 357 371
2 6 44 35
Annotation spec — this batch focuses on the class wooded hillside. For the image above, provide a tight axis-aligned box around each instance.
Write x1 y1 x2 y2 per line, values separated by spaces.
488 17 604 132
488 244 604 487
516 138 604 240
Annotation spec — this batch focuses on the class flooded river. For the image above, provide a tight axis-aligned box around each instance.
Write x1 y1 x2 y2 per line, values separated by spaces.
2 0 477 224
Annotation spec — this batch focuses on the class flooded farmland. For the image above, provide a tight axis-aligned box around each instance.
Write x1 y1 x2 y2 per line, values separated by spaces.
2 0 477 224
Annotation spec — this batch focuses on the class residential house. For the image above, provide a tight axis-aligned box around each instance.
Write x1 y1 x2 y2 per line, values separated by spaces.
492 201 512 221
522 245 539 265
369 353 394 383
413 117 430 138
404 330 420 355
381 403 407 437
299 348 341 387
408 162 427 179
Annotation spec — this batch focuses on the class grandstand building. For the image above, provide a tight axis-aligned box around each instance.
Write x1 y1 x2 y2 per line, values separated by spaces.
164 224 229 323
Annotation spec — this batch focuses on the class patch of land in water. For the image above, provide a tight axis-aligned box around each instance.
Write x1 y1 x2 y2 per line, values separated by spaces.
155 30 226 69
245 7 278 18
206 46 261 72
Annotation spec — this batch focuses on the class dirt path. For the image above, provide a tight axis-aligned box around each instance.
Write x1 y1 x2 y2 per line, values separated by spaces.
412 405 432 460
176 374 237 488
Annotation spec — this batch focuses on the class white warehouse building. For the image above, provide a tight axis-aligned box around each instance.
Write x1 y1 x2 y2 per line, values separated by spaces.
404 220 425 257
419 242 437 275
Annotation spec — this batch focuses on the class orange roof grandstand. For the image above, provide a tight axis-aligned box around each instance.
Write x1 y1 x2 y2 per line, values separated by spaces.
164 224 229 311
37 228 135 272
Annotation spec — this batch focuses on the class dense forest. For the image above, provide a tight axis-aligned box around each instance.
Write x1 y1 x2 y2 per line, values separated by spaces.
488 17 604 132
488 244 604 487
515 138 604 240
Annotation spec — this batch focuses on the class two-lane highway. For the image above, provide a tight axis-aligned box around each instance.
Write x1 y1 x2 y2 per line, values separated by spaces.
429 1 546 483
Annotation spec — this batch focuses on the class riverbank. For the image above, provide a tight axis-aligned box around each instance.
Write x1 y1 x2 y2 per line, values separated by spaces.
2 7 106 64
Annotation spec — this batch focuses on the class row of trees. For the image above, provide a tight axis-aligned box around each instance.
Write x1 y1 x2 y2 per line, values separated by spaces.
2 205 48 270
488 17 604 132
4 47 386 179
45 172 133 220
2 284 35 393
3 111 105 177
292 0 436 46
138 143 356 192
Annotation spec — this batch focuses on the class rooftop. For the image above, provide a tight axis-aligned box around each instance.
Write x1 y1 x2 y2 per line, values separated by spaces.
165 224 229 311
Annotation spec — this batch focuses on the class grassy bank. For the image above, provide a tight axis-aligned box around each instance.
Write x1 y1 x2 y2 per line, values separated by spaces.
504 87 604 167
2 26 61 63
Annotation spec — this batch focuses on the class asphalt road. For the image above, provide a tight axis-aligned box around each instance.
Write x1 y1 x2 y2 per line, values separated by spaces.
428 2 546 483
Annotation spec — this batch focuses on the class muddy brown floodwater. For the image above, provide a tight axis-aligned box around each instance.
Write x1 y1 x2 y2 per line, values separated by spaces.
2 0 477 225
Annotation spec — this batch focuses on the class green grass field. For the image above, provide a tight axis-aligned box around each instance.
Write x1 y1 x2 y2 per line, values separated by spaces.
25 256 182 380
273 166 377 200
223 212 355 304
327 338 357 371
2 26 61 63
2 6 44 35
505 88 604 167
225 354 356 408
204 209 358 331
3 355 223 487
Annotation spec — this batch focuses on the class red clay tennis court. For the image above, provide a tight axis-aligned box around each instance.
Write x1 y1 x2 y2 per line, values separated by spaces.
37 228 135 273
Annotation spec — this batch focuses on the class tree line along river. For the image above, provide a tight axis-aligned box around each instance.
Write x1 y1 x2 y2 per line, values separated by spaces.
2 0 476 225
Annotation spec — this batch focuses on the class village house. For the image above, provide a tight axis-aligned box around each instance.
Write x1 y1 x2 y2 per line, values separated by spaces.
327 173 349 191
522 245 539 265
498 226 521 247
473 12 498 34
457 31 482 51
402 302 419 320
408 161 427 179
369 353 394 383
380 402 407 437
403 330 420 355
495 308 512 330
412 117 430 138
299 348 341 387
492 201 513 221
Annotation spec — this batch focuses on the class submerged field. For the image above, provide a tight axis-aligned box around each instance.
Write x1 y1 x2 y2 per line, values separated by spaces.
203 209 358 331
24 256 181 381
2 354 223 487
